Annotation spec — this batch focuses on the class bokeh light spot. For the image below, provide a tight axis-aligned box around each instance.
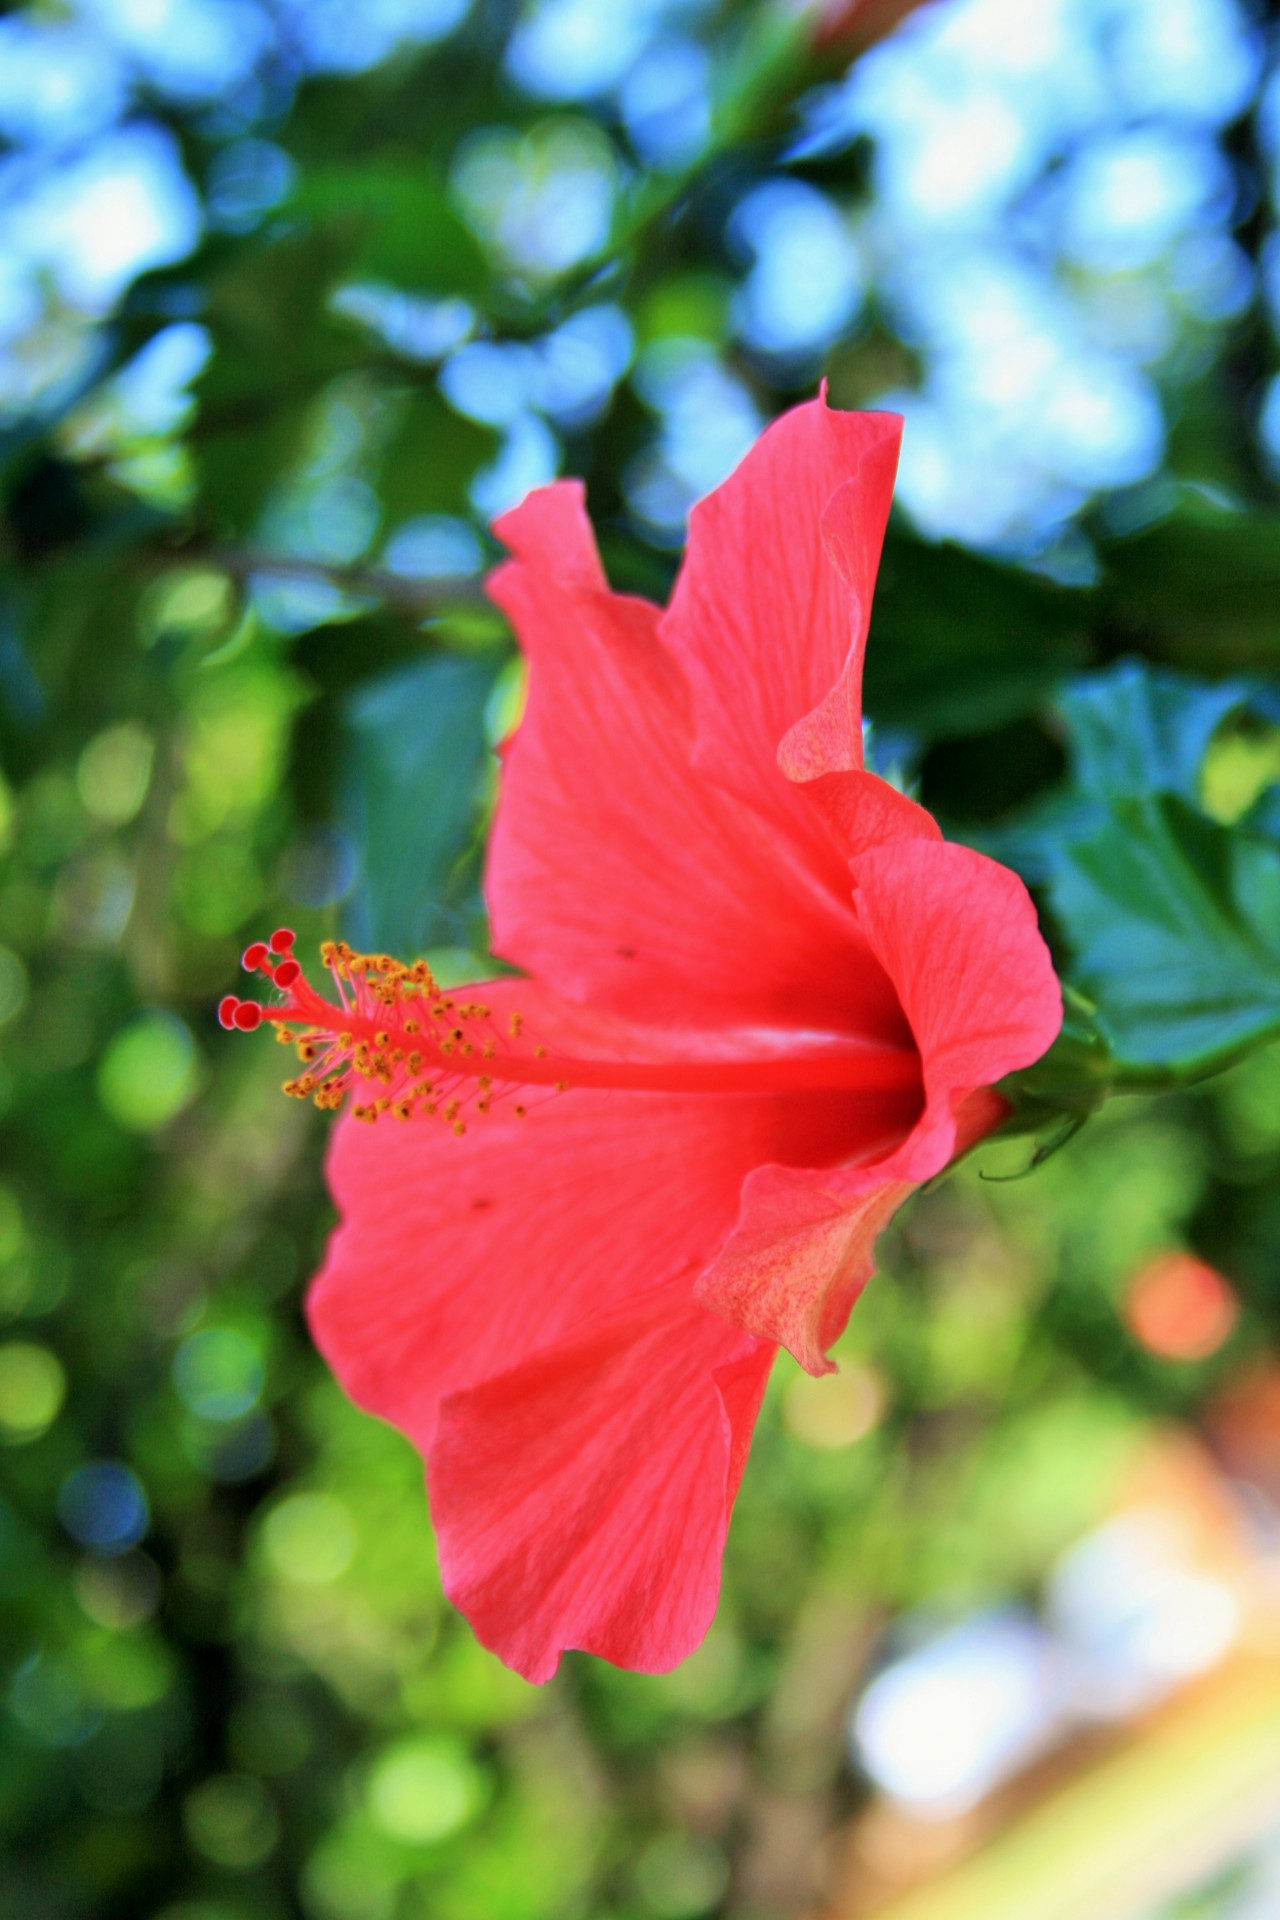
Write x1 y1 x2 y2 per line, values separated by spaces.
631 1832 730 1918
1125 1251 1238 1361
76 723 155 826
261 1491 356 1585
183 1773 280 1869
366 1735 489 1844
73 1551 162 1631
0 1342 66 1442
784 1363 886 1450
97 1011 200 1132
57 1461 149 1555
174 1327 264 1422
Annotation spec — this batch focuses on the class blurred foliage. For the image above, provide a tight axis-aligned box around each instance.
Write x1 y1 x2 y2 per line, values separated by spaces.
0 0 1279 1917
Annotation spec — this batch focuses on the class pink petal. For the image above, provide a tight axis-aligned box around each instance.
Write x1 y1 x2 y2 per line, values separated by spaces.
802 768 942 861
485 482 902 1037
492 477 606 591
307 994 884 1459
852 836 1063 1168
698 841 1061 1373
697 1093 1001 1377
429 1283 775 1682
662 397 901 811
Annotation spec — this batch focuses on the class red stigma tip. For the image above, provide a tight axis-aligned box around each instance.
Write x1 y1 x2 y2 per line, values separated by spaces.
233 1002 263 1032
273 958 300 989
269 927 296 954
242 942 270 972
218 995 240 1029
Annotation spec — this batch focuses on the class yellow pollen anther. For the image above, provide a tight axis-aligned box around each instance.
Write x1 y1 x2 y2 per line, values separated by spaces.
254 937 595 1143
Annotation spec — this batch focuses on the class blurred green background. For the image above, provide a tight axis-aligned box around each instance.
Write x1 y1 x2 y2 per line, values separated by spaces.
2 0 1280 1916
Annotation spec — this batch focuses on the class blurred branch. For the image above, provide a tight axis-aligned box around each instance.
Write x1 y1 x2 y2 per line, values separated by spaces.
537 3 817 321
144 536 485 617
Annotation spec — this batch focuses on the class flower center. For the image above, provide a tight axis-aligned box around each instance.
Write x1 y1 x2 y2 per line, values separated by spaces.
221 931 921 1135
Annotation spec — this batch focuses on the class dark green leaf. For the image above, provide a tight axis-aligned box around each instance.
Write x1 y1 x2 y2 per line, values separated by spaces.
1100 495 1280 669
863 536 1086 739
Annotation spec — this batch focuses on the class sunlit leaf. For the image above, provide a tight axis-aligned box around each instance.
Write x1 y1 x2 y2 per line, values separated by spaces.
1051 794 1280 1071
1054 660 1248 805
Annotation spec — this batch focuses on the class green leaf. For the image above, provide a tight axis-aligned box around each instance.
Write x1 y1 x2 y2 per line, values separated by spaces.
1100 494 1280 669
1049 793 1280 1072
976 659 1252 884
1055 660 1247 805
339 649 501 957
984 661 1280 1096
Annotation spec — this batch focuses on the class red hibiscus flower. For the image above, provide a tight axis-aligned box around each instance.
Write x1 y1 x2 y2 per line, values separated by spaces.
226 395 1061 1683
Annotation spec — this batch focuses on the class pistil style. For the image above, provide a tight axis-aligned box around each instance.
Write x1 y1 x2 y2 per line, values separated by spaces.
222 931 923 1134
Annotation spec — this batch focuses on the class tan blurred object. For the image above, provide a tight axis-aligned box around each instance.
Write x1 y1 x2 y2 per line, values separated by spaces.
1206 1362 1280 1504
822 1657 1280 1920
736 1593 884 1913
817 1428 1280 1920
